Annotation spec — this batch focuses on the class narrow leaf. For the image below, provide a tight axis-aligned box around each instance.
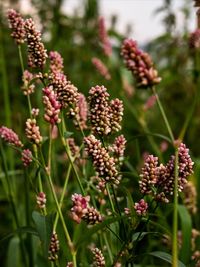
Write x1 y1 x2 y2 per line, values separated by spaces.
149 251 186 267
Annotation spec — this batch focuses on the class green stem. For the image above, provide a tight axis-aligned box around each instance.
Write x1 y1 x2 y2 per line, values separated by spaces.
106 183 116 214
152 86 174 142
18 45 24 73
172 147 179 267
103 232 113 263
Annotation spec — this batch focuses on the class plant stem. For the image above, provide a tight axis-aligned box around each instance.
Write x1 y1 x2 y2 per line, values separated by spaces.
106 183 116 213
151 86 174 142
103 232 113 263
172 147 179 267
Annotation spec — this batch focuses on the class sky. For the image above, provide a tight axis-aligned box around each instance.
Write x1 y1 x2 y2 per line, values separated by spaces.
63 0 196 44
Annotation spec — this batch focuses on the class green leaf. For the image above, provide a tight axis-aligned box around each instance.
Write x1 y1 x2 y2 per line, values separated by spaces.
132 231 161 242
0 226 39 244
32 211 53 257
63 131 73 138
75 215 123 249
178 204 192 264
149 251 186 267
7 236 20 267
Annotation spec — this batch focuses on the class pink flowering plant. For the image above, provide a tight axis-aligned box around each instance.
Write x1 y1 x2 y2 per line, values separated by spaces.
0 2 200 267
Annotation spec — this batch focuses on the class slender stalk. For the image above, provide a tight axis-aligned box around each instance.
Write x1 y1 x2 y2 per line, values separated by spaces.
48 125 53 172
103 232 113 263
106 183 116 213
151 86 174 142
172 147 179 267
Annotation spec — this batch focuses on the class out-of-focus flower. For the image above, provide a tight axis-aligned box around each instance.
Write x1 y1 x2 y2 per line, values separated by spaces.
49 51 64 74
92 57 111 80
98 16 112 57
31 108 39 117
91 247 105 267
21 149 32 166
0 126 23 147
143 95 156 111
48 231 60 261
7 9 25 44
74 93 88 130
121 39 161 88
24 18 48 68
71 194 90 224
21 70 35 95
36 192 46 210
189 29 200 49
183 181 197 214
134 199 148 216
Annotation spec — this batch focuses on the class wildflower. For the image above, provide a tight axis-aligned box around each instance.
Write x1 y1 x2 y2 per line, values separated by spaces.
92 57 111 80
21 149 32 166
25 118 43 144
7 9 25 44
67 138 80 158
31 108 39 117
49 51 64 74
71 194 90 223
98 16 112 57
91 247 105 267
48 231 60 261
36 192 46 210
82 207 103 225
143 95 156 111
0 126 23 147
190 30 200 51
21 70 35 95
109 99 124 133
84 135 121 185
43 86 61 125
139 155 159 195
49 72 79 112
66 262 73 267
88 85 111 135
134 199 148 216
73 93 88 130
121 39 161 88
110 135 126 164
183 181 197 214
24 18 48 68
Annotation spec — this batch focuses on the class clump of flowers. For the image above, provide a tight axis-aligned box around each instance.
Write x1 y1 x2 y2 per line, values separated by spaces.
7 9 25 44
36 192 46 210
88 85 123 135
43 86 61 125
92 57 111 80
24 18 48 68
21 70 35 95
110 135 126 164
21 149 32 166
74 93 88 130
0 126 23 147
134 199 148 216
98 16 112 57
71 193 102 224
49 51 64 74
121 39 161 88
84 135 121 185
183 181 197 214
189 29 200 49
48 231 60 261
91 247 105 267
25 118 43 145
139 143 194 203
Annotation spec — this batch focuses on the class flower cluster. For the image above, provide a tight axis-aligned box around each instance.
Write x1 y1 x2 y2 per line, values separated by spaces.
110 135 126 164
74 93 88 130
92 57 111 80
25 118 43 145
189 29 200 49
36 192 46 210
43 86 61 125
49 51 64 74
134 199 148 216
7 9 25 44
21 70 35 95
183 181 197 214
24 18 48 68
98 17 112 57
21 149 32 167
67 138 80 158
0 126 23 147
84 135 121 185
91 247 105 267
71 193 102 224
48 231 60 261
121 39 161 88
88 85 123 135
139 143 194 203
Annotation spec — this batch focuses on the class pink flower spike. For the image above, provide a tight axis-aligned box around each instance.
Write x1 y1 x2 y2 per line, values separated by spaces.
0 126 23 147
